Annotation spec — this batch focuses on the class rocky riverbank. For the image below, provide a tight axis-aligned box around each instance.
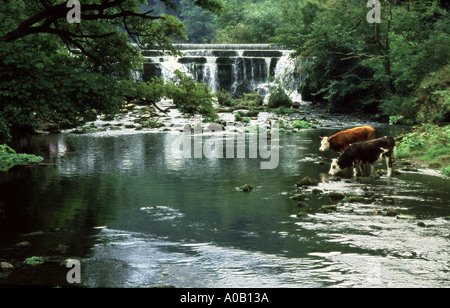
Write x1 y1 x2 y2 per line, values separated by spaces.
60 99 379 136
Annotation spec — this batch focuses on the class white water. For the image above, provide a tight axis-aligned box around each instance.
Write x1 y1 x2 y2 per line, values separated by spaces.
142 44 305 101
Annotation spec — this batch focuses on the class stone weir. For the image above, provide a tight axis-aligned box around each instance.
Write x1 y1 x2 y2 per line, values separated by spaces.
141 44 304 100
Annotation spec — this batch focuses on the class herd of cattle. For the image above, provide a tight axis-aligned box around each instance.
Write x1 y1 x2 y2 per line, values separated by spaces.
319 126 395 178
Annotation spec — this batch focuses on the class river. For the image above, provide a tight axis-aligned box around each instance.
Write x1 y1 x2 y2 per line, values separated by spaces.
0 108 449 288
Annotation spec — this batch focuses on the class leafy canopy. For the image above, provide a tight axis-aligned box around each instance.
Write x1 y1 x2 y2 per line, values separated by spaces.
0 0 224 142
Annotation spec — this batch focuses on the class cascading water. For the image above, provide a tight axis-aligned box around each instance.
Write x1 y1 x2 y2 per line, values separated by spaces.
141 44 305 102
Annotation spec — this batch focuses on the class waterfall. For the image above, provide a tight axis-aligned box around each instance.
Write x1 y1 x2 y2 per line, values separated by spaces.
141 44 304 102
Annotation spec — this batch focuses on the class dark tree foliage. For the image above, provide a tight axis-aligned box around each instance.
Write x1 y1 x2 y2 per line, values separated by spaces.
273 0 450 123
0 0 224 142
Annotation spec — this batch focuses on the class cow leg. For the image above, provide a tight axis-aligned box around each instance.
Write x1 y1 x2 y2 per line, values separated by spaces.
386 155 393 177
352 162 359 178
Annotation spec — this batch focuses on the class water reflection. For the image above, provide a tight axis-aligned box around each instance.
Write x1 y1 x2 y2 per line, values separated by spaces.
1 127 449 288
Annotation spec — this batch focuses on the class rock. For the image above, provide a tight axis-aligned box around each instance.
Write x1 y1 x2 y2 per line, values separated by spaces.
1 262 14 272
341 196 368 203
322 204 337 212
397 214 415 220
329 176 341 182
240 184 253 192
328 191 345 201
296 176 319 187
417 221 427 227
296 211 308 218
297 202 308 208
385 207 398 217
125 103 136 110
15 241 31 248
291 194 306 201
382 197 395 205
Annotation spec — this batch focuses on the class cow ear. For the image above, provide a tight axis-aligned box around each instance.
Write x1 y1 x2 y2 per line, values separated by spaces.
320 136 325 139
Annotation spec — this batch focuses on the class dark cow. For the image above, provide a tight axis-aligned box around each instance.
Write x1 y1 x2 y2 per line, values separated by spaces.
319 126 376 153
328 136 395 178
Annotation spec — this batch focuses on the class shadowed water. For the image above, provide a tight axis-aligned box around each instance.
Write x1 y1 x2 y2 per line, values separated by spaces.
0 125 449 287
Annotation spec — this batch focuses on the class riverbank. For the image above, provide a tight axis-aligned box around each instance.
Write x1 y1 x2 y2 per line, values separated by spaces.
395 124 450 177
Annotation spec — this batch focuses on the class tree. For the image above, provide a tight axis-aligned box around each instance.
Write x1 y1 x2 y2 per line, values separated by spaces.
273 0 450 122
215 0 282 43
0 0 224 142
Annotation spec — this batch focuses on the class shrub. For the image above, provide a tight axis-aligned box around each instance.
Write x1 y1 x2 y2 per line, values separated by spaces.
292 120 315 129
0 144 43 171
268 85 292 108
217 89 235 107
243 92 264 106
165 70 218 120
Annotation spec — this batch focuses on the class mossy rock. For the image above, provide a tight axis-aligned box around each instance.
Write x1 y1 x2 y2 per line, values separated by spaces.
341 196 368 203
328 191 345 201
401 166 419 172
329 176 341 182
296 211 308 218
241 184 253 192
297 202 308 208
322 205 337 213
385 207 398 217
296 176 319 187
291 194 306 201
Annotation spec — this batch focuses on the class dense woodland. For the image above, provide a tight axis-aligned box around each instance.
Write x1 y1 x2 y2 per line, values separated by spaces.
0 0 449 144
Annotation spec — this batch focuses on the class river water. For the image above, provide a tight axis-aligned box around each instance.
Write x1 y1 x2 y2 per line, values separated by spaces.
0 114 449 288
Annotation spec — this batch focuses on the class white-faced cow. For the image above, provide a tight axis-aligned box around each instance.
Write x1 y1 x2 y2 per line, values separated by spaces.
319 126 376 153
328 136 395 178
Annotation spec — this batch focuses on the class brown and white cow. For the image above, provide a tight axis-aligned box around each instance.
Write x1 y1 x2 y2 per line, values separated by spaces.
319 126 376 153
328 136 395 178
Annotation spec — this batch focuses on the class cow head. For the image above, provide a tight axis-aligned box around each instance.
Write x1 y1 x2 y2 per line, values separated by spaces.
319 137 330 151
328 158 343 176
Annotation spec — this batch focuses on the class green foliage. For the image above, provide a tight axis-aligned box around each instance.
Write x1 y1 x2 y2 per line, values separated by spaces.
441 165 450 177
397 124 450 175
24 256 45 266
0 0 224 143
416 65 450 124
268 84 292 108
274 0 450 122
215 0 282 43
0 144 43 172
165 70 218 120
292 120 315 129
243 92 264 106
217 89 235 106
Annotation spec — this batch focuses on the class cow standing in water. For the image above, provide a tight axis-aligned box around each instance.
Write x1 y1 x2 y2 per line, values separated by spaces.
319 126 376 153
329 136 396 178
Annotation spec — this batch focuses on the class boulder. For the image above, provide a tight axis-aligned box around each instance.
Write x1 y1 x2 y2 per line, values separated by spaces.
328 191 345 201
1 262 14 272
322 205 337 212
296 176 319 187
385 207 398 217
296 211 308 218
291 194 306 201
240 184 253 192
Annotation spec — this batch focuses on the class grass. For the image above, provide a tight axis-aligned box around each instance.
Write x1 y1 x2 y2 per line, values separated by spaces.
396 124 450 176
